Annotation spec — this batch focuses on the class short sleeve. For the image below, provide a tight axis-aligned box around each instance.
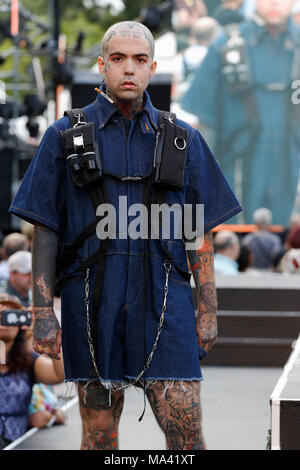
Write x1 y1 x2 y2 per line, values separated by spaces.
186 130 242 232
181 39 223 127
9 124 66 233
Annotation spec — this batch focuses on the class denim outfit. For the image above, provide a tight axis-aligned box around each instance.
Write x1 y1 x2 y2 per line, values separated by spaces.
10 91 241 387
182 17 300 225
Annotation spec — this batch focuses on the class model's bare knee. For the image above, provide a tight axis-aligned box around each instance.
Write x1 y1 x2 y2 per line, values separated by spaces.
147 380 204 450
78 382 124 450
81 424 119 450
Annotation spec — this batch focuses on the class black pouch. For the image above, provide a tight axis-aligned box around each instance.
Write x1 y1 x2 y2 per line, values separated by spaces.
153 111 188 191
60 114 102 189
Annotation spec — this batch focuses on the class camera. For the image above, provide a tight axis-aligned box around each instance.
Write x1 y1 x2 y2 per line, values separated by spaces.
220 29 253 94
0 309 32 327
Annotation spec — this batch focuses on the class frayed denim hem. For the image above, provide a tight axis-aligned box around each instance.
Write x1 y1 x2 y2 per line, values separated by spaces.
62 376 203 419
63 375 203 401
125 375 203 382
125 376 203 399
64 375 203 386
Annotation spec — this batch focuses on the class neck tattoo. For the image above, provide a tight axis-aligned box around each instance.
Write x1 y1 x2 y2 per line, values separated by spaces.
107 89 144 119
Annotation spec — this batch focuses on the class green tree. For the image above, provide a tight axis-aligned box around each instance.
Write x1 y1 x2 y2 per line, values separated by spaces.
0 0 167 101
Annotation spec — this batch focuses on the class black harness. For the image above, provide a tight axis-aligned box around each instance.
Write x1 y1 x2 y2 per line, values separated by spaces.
57 106 189 383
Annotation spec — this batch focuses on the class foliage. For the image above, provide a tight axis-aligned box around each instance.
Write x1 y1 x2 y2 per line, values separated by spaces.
0 0 167 100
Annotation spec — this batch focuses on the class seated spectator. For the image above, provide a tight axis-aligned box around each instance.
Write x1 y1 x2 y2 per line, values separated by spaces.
280 212 300 246
278 225 300 274
0 233 29 282
0 294 65 449
242 208 282 270
237 245 253 272
214 230 240 275
289 213 300 228
21 221 34 250
273 213 300 267
0 251 32 307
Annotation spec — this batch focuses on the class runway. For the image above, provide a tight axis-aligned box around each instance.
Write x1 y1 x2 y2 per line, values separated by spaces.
5 366 282 450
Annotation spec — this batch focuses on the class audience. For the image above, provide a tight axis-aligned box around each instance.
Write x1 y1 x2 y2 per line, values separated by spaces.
0 233 29 282
278 225 300 274
0 251 32 307
242 208 282 270
214 230 240 275
0 293 65 449
20 221 34 251
237 244 253 272
281 213 300 245
176 16 219 91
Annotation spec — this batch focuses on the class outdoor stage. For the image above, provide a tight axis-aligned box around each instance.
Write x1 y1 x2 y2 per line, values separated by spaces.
4 366 282 451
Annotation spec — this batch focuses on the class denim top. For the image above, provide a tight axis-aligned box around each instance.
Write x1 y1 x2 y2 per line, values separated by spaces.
9 91 241 383
10 90 242 250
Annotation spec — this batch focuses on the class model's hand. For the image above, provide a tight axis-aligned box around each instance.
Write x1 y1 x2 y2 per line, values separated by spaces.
33 307 62 360
196 311 218 353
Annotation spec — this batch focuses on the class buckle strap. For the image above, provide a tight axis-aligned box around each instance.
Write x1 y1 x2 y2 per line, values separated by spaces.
121 176 143 182
64 109 88 127
57 219 98 270
159 240 191 282
104 171 152 182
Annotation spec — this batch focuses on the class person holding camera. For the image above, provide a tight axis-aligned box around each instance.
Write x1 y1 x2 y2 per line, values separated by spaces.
0 293 65 449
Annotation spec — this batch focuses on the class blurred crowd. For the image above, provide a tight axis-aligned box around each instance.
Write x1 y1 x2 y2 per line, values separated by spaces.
213 207 300 275
173 0 300 226
170 0 300 272
0 223 66 450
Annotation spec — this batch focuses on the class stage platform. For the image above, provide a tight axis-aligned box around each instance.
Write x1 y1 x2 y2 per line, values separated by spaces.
4 366 282 451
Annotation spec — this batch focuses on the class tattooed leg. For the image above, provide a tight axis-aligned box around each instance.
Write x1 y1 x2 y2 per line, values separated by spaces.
78 381 124 450
146 381 205 450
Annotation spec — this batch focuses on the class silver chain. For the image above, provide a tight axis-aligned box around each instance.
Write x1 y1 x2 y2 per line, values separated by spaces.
134 259 171 384
84 259 172 389
85 268 101 379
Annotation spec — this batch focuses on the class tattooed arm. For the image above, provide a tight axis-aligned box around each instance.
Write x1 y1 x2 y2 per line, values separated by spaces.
186 231 217 353
32 225 61 360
